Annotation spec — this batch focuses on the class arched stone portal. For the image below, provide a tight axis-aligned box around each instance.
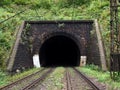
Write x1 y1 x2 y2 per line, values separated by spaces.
7 20 106 72
39 35 80 67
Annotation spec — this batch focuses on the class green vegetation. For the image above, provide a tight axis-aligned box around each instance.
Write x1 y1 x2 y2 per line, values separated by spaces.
77 65 120 89
0 68 40 87
0 0 117 87
44 67 65 90
0 70 8 86
0 0 110 70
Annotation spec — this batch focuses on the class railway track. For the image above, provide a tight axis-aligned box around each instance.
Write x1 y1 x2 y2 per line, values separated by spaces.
66 69 73 90
65 68 105 90
0 68 54 90
0 67 105 90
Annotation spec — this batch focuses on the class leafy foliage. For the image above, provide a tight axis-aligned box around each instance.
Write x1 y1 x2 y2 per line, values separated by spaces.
13 0 29 5
0 0 12 6
34 0 51 9
0 0 110 70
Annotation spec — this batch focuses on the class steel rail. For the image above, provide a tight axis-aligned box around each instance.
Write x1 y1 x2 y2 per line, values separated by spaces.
66 69 73 90
22 68 54 90
0 68 46 90
73 68 101 90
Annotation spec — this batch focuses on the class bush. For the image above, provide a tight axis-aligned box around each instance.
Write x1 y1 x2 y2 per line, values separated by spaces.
32 0 51 9
86 64 102 71
52 0 90 8
0 31 13 69
0 0 12 6
13 0 29 5
67 0 89 6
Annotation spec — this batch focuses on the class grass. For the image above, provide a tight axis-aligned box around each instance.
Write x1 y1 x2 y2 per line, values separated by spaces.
0 70 8 86
44 67 65 90
0 66 120 89
77 65 120 90
0 68 40 87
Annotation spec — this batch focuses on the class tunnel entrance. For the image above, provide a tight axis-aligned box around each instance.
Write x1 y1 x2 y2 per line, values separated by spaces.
39 35 80 67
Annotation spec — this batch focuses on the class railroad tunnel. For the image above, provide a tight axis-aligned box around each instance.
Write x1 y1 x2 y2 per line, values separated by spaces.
7 20 107 71
39 35 80 67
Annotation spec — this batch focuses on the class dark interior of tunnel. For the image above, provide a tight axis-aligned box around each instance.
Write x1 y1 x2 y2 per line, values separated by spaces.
39 35 80 67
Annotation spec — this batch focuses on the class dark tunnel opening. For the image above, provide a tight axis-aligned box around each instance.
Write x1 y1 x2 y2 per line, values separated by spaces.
39 35 80 67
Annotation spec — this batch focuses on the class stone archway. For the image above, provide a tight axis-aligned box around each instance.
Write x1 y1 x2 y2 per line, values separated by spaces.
39 34 80 67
